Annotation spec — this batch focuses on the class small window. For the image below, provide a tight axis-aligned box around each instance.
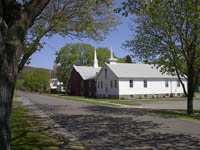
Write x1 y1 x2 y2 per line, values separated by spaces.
130 95 134 99
177 81 180 87
165 80 169 87
97 82 100 89
144 94 147 99
110 80 113 88
101 82 103 88
144 80 147 88
130 80 133 88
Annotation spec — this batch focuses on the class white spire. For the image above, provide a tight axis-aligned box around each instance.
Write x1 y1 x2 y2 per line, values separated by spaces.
106 47 118 64
110 47 113 58
94 48 99 68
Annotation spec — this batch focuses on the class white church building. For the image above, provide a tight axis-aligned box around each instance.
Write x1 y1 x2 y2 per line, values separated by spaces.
67 48 187 99
95 49 187 99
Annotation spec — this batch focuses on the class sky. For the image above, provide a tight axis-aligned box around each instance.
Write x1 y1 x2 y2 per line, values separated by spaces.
29 0 136 69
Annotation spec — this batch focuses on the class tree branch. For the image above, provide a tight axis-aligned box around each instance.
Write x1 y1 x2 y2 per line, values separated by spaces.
23 0 50 28
18 25 54 72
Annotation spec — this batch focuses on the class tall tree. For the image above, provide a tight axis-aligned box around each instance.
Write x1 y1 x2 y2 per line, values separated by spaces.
125 55 132 63
55 43 110 84
117 0 200 114
0 0 118 149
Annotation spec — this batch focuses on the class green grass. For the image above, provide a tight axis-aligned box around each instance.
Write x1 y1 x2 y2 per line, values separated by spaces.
49 94 117 107
48 94 141 106
151 110 200 121
107 100 140 106
11 101 60 150
13 101 23 106
48 94 191 107
14 92 20 98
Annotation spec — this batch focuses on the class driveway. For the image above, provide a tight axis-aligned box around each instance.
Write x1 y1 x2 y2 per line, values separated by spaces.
19 92 200 150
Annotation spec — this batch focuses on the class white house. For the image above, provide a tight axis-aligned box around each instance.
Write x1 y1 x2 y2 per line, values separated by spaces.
96 49 187 99
50 78 65 93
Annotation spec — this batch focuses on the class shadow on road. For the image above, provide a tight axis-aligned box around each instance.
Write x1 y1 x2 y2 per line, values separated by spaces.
43 105 200 150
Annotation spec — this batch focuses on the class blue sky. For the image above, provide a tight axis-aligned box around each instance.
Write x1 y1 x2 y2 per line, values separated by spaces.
29 0 136 69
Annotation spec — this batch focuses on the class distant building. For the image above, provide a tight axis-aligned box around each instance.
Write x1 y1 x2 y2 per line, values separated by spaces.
50 78 65 93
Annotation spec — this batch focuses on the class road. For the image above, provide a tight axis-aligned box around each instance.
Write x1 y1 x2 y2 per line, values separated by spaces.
19 92 200 150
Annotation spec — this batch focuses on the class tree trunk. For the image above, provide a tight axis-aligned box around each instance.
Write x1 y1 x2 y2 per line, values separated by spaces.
0 49 16 150
187 78 194 115
0 19 17 150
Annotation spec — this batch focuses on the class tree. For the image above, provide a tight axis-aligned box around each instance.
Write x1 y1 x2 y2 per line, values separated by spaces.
55 43 110 84
125 55 132 63
96 47 111 66
117 0 200 114
0 0 118 149
15 80 25 91
117 55 132 63
23 69 49 92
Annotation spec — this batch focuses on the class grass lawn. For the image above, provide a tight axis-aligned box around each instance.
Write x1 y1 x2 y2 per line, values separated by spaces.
11 101 61 150
48 94 141 106
48 94 117 107
48 94 191 107
151 109 200 121
14 92 20 98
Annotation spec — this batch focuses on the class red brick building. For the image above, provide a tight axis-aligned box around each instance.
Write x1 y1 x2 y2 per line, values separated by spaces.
67 49 100 97
67 66 100 97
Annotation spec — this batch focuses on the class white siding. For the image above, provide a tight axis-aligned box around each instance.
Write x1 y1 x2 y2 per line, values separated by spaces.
96 65 119 97
119 78 187 95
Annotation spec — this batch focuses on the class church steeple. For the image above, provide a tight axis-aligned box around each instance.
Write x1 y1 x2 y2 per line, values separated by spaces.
93 48 99 68
106 47 118 64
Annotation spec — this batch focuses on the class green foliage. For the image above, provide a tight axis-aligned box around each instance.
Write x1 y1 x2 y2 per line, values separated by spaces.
23 69 49 92
15 80 25 91
125 55 132 63
96 47 111 66
55 43 110 83
117 55 132 63
118 57 126 63
118 0 200 114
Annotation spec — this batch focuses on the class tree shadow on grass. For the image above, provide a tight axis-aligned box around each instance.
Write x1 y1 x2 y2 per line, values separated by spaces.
11 106 79 150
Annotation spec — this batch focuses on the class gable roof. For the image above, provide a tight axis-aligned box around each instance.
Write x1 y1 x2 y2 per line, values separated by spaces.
74 66 101 80
106 63 178 79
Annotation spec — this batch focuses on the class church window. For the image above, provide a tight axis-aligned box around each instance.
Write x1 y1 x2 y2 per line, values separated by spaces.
144 80 147 88
130 80 133 88
165 80 169 87
177 81 180 87
115 80 117 88
111 80 113 88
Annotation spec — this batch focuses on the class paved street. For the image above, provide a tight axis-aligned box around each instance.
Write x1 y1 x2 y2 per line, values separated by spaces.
18 92 200 150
